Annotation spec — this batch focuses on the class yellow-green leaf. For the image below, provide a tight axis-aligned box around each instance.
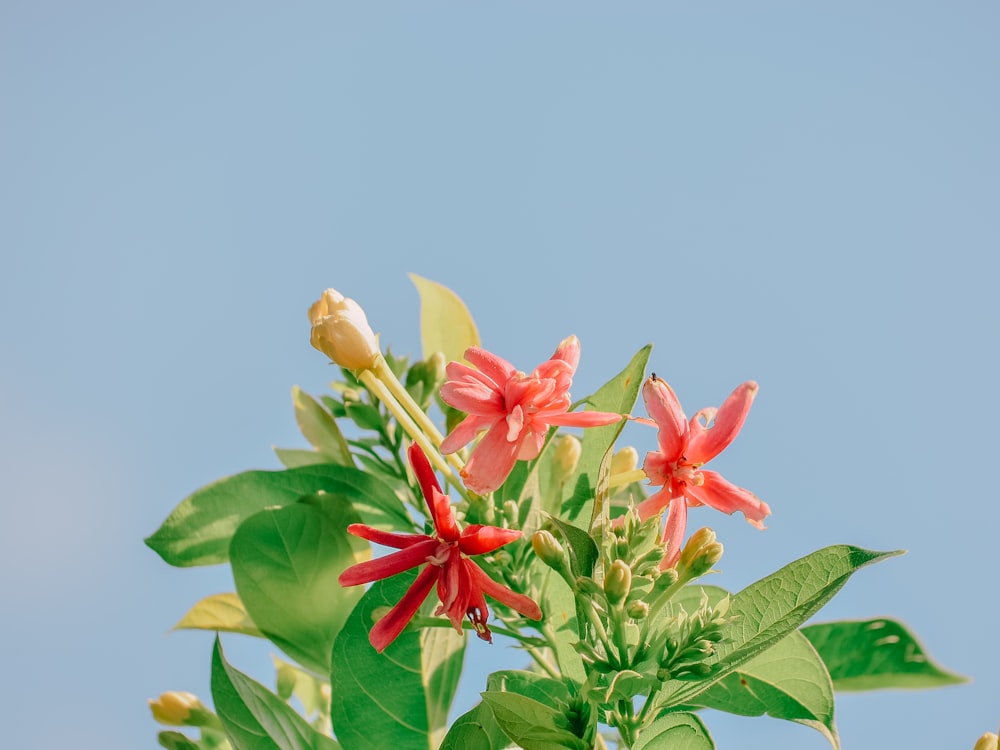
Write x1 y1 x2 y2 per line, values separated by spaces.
409 274 480 365
174 593 264 638
292 386 353 466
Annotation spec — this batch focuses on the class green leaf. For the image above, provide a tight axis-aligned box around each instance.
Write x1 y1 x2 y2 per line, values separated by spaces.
292 387 354 466
174 592 264 638
633 712 714 750
479 692 588 750
409 274 480 365
660 546 901 708
535 566 586 684
546 517 598 579
691 631 839 749
274 448 333 469
211 638 340 750
563 345 650 525
802 617 967 691
146 464 409 567
157 731 201 750
329 569 465 750
440 671 572 750
230 500 368 675
421 624 467 749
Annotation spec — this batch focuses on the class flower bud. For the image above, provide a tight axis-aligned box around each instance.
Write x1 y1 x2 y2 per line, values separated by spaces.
678 528 716 567
610 446 639 475
532 530 568 570
604 560 632 606
503 500 519 526
626 600 649 620
309 289 379 370
552 435 582 482
678 528 723 578
974 733 999 750
148 691 204 726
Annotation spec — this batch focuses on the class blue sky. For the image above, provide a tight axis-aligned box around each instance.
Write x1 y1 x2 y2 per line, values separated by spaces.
1 2 998 748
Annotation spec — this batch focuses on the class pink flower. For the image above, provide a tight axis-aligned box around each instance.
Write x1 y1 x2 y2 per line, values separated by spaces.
636 375 771 568
338 443 542 652
439 336 622 494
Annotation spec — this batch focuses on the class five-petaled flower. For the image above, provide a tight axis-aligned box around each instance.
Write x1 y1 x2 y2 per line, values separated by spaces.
637 375 771 568
439 336 622 495
338 443 542 652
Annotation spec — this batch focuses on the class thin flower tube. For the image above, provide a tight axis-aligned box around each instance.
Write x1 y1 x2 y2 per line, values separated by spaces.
439 335 622 494
338 443 542 652
637 375 771 568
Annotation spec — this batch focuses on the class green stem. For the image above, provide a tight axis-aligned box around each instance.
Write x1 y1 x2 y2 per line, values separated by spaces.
372 357 466 475
358 369 467 497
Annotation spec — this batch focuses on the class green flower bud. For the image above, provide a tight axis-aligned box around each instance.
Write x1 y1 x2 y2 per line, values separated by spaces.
626 600 649 620
532 530 567 569
604 560 632 606
503 500 519 526
676 662 713 680
678 528 716 567
679 528 723 578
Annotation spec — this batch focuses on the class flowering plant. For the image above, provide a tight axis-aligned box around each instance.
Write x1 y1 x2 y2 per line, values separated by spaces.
147 276 968 750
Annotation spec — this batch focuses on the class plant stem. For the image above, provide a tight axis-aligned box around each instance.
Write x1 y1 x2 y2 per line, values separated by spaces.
358 369 467 496
372 357 466 474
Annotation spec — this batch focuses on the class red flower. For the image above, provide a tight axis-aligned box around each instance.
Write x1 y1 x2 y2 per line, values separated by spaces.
636 375 771 568
338 443 542 652
439 336 622 494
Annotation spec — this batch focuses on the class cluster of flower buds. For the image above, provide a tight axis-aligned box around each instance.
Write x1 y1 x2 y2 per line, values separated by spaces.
653 595 730 682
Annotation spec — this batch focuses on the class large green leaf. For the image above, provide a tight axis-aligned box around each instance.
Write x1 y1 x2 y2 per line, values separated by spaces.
692 631 839 749
230 500 368 675
479 692 589 750
802 618 966 691
174 592 264 638
633 713 714 750
660 546 900 708
329 570 465 750
563 345 650 525
440 670 573 750
409 274 480 365
146 464 409 567
533 565 586 684
211 638 340 750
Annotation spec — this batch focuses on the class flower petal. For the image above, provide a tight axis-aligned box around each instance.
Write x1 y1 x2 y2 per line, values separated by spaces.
642 377 689 464
345 523 430 550
634 486 673 522
408 443 460 542
440 379 505 416
458 525 522 556
440 414 494 455
661 495 689 569
460 423 522 494
469 562 542 620
545 410 622 428
685 381 758 465
338 537 441 586
368 564 439 652
684 470 770 528
463 346 517 385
